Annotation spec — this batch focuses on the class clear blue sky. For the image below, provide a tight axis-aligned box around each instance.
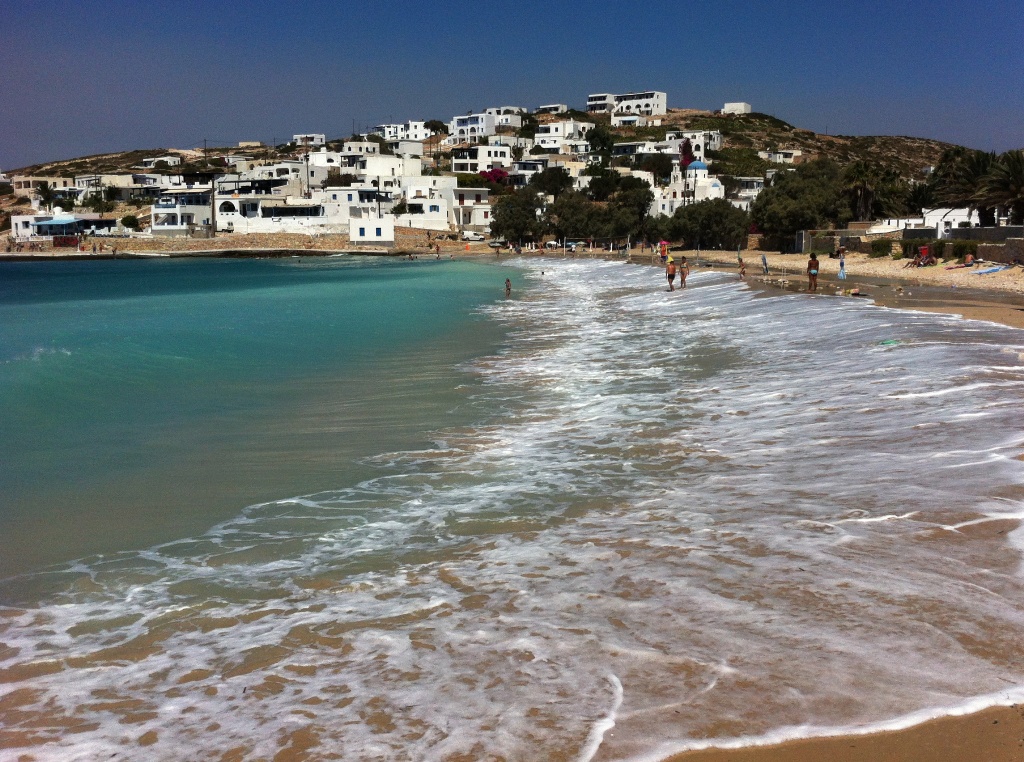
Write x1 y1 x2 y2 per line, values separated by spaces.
2 0 1022 170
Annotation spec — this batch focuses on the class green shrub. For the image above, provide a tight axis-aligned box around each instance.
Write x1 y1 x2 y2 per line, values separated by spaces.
932 240 947 260
869 239 893 258
952 240 978 261
120 214 140 231
900 238 934 259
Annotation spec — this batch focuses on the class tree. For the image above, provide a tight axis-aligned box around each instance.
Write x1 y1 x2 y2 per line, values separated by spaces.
979 149 1024 224
517 113 539 140
36 181 55 210
365 134 395 155
425 119 448 135
390 199 408 215
668 199 749 250
586 125 614 164
584 165 620 201
751 159 851 250
679 138 696 169
121 214 140 231
610 183 655 240
545 191 594 240
932 147 997 226
490 188 545 242
639 153 673 184
842 160 877 222
529 167 573 198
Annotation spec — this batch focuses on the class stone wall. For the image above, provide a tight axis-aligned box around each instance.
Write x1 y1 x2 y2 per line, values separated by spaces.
978 239 1024 265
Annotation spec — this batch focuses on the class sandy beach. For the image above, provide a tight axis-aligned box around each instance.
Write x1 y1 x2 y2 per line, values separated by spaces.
2 242 1023 761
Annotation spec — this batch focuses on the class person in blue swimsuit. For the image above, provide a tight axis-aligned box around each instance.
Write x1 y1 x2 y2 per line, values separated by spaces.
807 253 819 293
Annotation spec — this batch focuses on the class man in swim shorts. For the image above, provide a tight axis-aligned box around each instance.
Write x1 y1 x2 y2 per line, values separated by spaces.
666 258 677 291
807 253 819 292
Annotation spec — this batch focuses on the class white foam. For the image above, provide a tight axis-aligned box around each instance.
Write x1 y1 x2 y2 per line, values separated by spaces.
4 257 1024 760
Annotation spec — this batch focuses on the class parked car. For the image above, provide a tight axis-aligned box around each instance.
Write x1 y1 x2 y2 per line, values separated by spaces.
487 238 507 249
461 231 485 241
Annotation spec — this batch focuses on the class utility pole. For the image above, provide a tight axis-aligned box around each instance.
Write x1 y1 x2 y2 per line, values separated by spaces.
209 173 216 238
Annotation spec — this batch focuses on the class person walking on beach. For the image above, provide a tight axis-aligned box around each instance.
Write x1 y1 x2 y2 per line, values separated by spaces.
666 257 677 291
738 257 746 279
837 248 847 280
807 252 819 292
679 256 690 289
504 278 512 298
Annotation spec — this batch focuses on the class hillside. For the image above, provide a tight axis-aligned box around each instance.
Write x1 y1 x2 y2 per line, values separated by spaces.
8 110 956 181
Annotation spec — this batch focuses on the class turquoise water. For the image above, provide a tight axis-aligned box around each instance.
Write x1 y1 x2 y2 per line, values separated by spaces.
2 257 1024 760
0 256 516 577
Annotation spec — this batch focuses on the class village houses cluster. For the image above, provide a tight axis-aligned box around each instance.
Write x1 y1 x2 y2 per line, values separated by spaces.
8 92 776 245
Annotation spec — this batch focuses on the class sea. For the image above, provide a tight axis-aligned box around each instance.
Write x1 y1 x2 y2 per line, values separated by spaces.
1 255 1023 762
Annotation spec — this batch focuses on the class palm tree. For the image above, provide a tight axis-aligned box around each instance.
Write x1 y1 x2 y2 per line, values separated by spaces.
932 148 997 225
36 181 55 210
978 150 1024 224
842 160 877 222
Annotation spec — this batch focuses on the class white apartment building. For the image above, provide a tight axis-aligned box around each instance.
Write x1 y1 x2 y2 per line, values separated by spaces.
293 133 326 147
728 177 766 212
441 186 492 231
587 90 667 116
371 121 435 142
535 104 568 115
448 113 497 143
451 145 513 174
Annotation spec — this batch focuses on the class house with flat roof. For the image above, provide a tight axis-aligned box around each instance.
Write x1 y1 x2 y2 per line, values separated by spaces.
535 104 568 115
447 113 497 144
451 145 513 174
723 102 752 115
587 91 667 116
293 133 326 147
371 121 435 142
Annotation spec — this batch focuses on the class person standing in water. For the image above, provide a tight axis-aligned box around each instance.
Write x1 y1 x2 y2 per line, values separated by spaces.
665 257 677 291
807 252 819 292
504 278 512 298
679 256 690 289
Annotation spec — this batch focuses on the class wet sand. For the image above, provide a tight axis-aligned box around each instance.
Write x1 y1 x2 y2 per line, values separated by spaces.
663 704 1024 762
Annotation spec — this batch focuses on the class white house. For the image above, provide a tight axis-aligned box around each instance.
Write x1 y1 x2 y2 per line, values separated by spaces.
484 107 524 130
664 130 724 155
448 113 497 143
611 113 662 128
723 102 752 115
371 121 435 142
392 182 452 231
139 155 182 169
758 149 804 164
10 210 116 241
535 104 568 115
440 186 492 232
451 145 513 174
151 186 214 236
872 208 980 238
349 215 395 245
534 120 594 151
728 177 766 212
587 91 667 116
293 133 326 147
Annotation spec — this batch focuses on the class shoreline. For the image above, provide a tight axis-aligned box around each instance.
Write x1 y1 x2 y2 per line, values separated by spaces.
658 704 1024 762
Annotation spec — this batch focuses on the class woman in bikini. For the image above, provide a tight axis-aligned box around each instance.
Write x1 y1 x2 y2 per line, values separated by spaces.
807 253 819 293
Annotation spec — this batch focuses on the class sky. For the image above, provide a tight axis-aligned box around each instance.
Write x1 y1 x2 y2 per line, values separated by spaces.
2 0 1022 170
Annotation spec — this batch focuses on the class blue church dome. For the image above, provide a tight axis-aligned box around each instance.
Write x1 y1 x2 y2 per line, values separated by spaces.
686 160 708 170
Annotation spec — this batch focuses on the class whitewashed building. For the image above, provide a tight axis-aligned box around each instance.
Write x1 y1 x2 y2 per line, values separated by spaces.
587 90 667 116
723 102 752 115
292 133 326 147
349 215 395 244
650 160 725 217
371 121 435 142
448 113 497 143
451 145 513 174
536 104 568 115
151 186 214 236
534 120 594 152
